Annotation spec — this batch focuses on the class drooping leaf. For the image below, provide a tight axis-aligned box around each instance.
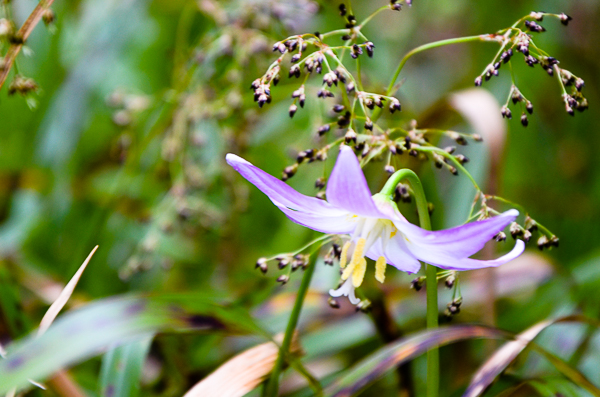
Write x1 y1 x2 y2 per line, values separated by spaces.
99 336 154 397
324 325 505 397
0 293 258 393
183 333 302 397
463 315 600 397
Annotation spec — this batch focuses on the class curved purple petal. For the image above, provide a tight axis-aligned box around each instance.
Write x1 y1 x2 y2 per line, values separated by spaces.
278 206 357 234
406 239 525 271
393 210 519 258
226 154 344 216
366 238 422 274
326 146 383 218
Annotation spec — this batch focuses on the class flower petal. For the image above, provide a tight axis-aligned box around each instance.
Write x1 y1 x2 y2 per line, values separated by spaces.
394 210 519 258
366 238 422 274
406 239 525 271
226 154 343 215
278 206 357 234
326 146 383 217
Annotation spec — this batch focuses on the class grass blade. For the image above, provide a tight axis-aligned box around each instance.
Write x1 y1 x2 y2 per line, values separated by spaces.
38 245 98 336
463 315 600 397
324 325 505 397
99 336 154 397
0 294 230 393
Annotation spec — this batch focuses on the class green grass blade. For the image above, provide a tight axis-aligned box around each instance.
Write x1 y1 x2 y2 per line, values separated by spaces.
99 336 154 397
0 294 236 393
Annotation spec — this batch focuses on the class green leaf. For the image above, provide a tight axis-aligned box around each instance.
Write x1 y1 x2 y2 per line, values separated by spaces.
324 325 505 397
99 336 154 397
0 293 260 393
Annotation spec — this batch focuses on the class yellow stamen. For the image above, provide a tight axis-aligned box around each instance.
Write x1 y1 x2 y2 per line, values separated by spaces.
375 256 386 283
341 260 356 280
339 241 351 269
349 238 366 269
352 258 367 287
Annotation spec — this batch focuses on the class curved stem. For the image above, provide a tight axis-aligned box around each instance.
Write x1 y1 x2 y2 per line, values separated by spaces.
381 169 438 397
372 35 485 122
264 250 318 397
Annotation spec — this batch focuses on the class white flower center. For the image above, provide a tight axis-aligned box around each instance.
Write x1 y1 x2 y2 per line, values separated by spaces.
338 216 398 288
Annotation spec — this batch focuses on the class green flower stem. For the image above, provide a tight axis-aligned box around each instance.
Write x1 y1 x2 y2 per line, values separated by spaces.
372 35 485 122
264 250 318 397
381 169 438 397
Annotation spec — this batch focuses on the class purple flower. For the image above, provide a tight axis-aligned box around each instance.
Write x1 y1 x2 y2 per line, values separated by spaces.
226 146 524 302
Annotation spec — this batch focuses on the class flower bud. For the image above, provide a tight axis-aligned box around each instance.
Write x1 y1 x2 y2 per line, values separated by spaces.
411 276 425 291
445 274 455 289
318 124 331 136
256 258 268 274
510 222 523 239
526 101 534 114
384 165 395 174
289 104 297 118
277 275 289 284
520 113 529 127
494 232 506 242
291 53 301 63
524 215 538 231
315 177 326 189
344 128 357 144
537 235 549 250
455 154 469 164
356 299 371 313
364 120 373 131
328 297 340 309
389 98 401 113
278 258 289 269
332 104 345 113
501 105 512 119
474 76 483 86
282 164 298 181
559 13 572 26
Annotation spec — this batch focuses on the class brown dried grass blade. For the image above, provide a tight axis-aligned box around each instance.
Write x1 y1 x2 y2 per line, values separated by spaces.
183 333 301 397
37 245 98 336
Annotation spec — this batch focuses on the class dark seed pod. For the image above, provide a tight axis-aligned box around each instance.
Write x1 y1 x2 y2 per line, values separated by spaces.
520 113 529 127
364 120 373 131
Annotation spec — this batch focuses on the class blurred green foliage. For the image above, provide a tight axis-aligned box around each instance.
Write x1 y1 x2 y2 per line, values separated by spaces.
1 0 600 396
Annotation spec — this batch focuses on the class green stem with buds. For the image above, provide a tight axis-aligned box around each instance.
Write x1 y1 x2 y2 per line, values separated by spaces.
264 250 319 397
380 169 438 397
